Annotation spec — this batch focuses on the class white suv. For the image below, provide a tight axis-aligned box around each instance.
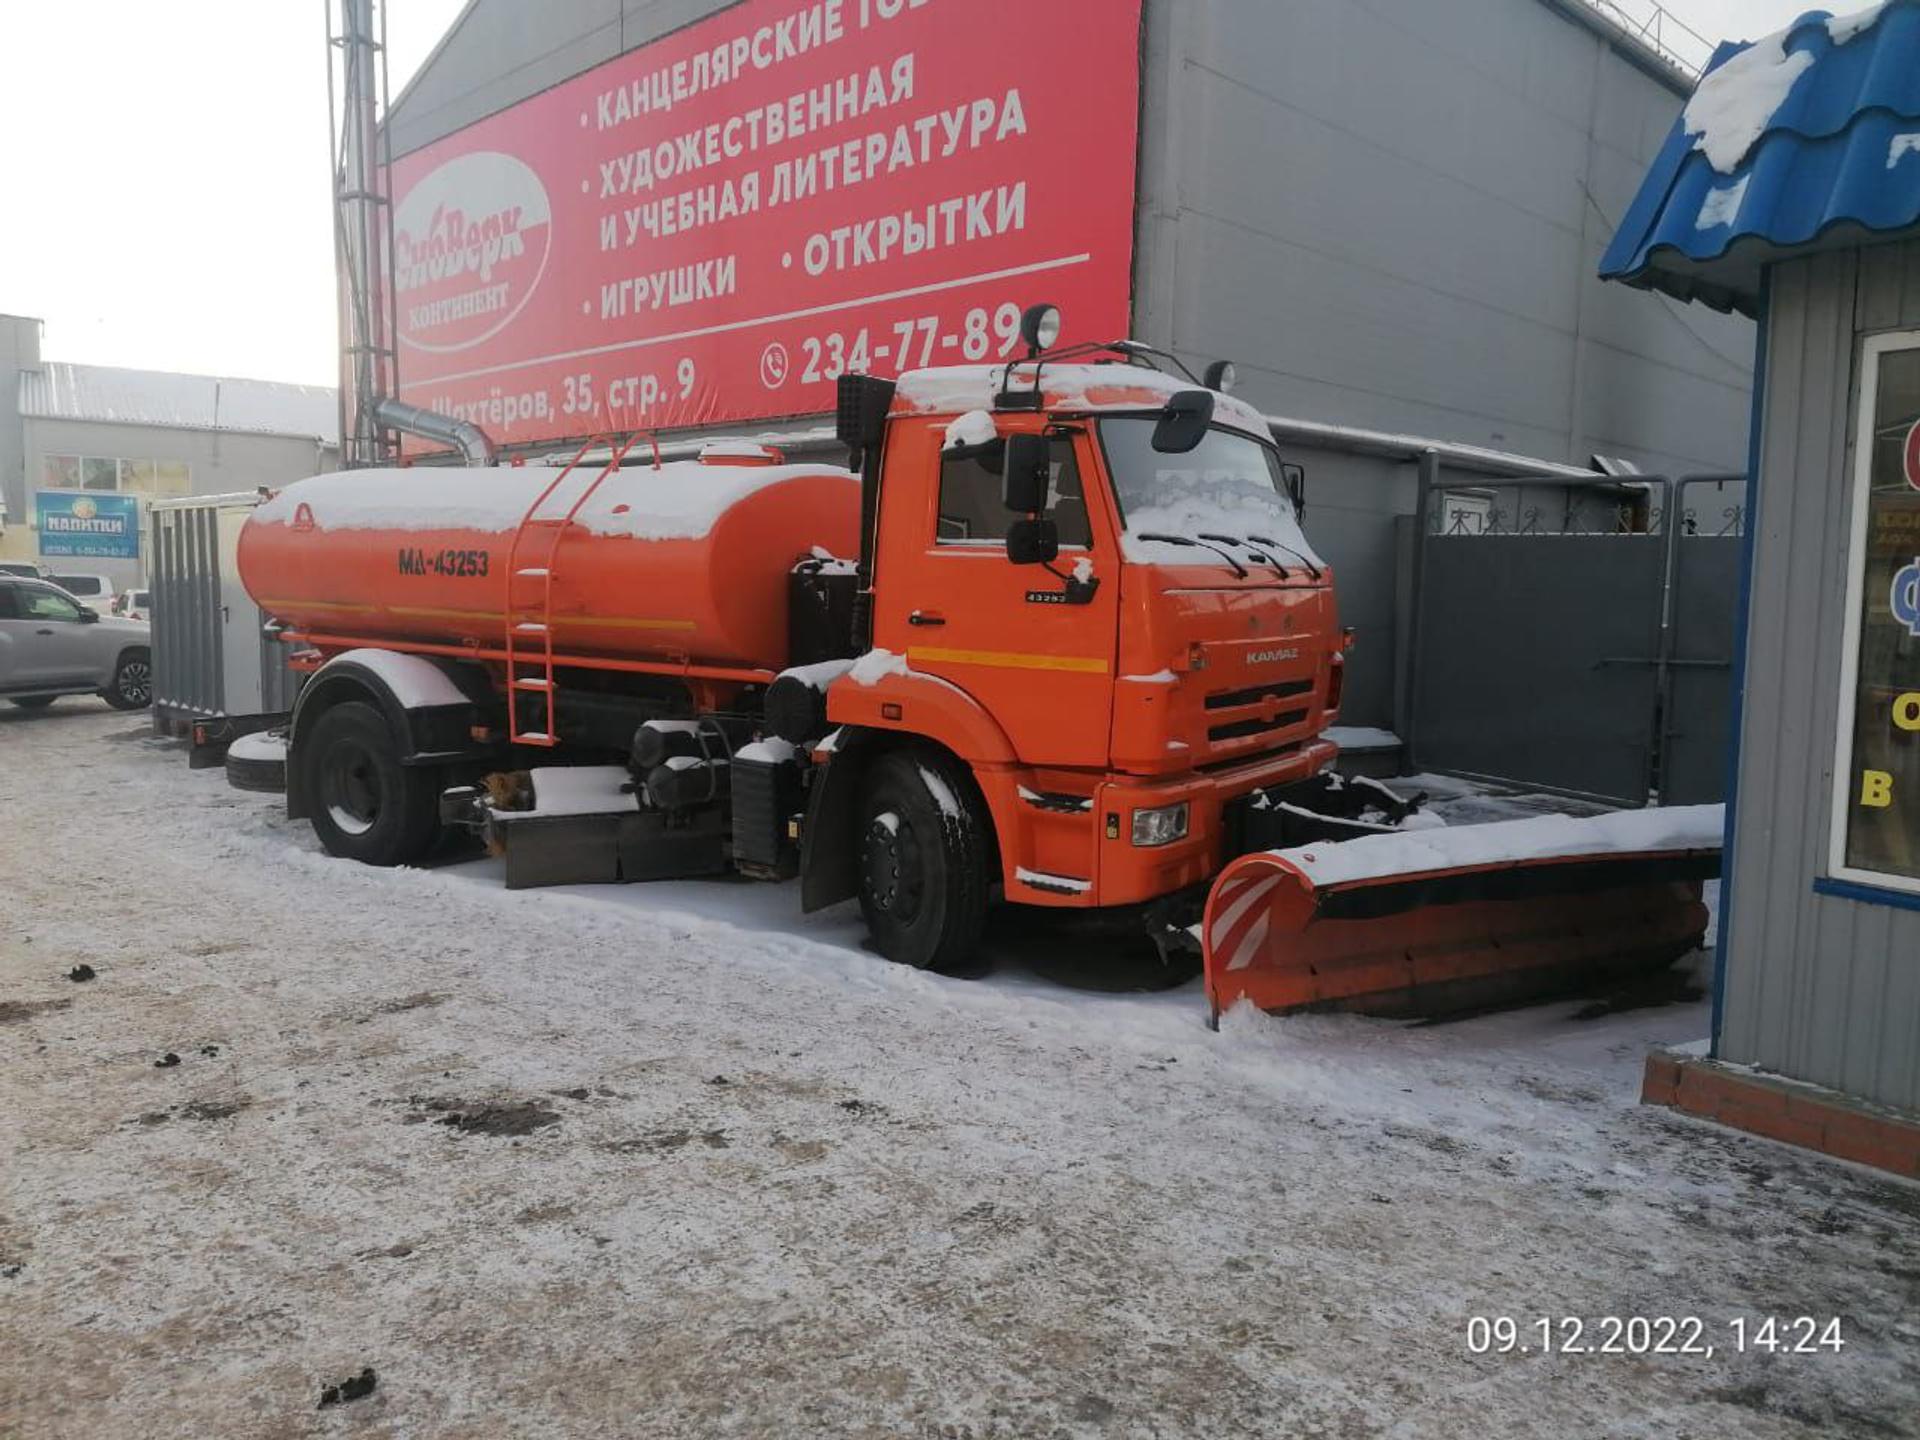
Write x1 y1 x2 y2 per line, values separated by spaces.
0 577 152 710
49 573 116 614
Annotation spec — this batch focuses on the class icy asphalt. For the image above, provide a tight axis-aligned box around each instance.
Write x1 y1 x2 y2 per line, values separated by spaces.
2 704 1916 1439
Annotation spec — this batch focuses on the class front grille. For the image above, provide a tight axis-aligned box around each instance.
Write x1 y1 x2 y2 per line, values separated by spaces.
1208 708 1310 743
1204 678 1314 711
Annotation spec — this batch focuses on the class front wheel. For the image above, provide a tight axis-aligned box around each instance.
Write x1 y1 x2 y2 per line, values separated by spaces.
300 701 440 866
855 750 992 972
102 650 151 710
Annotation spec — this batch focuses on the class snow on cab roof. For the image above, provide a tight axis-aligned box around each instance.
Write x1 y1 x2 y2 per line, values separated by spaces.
892 362 1273 439
252 460 854 540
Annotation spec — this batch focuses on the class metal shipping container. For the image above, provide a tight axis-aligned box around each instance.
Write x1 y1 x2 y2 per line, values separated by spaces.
148 492 301 736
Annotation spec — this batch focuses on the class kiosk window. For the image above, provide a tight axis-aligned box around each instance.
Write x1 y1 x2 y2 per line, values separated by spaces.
937 439 1091 547
1833 336 1920 891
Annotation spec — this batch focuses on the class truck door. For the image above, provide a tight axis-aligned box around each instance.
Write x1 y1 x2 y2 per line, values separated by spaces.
873 419 1117 768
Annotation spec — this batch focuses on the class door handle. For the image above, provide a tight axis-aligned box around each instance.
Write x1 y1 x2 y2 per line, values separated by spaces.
35 628 54 636
908 610 945 627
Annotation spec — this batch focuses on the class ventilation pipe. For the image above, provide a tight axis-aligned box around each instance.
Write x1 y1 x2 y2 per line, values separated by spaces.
371 398 498 467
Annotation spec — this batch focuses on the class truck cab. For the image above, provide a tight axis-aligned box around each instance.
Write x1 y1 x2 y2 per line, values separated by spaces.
821 321 1342 939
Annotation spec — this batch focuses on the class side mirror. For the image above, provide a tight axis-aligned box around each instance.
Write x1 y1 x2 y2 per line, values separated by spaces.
1281 461 1306 515
77 607 100 623
1002 433 1052 513
1152 390 1214 453
1006 517 1059 565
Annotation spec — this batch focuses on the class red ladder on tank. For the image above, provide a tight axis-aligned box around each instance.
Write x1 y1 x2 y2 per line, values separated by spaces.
502 434 640 746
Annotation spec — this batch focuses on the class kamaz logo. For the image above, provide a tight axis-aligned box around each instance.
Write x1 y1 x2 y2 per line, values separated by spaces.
1894 558 1920 637
1246 648 1300 665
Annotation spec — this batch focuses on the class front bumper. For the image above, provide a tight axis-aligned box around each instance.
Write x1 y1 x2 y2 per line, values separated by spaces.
1080 738 1341 906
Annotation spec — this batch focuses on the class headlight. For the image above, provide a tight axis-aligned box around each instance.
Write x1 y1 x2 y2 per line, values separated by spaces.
1131 801 1190 847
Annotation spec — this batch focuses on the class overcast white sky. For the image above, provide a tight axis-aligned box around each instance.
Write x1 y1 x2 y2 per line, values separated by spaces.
0 0 1871 389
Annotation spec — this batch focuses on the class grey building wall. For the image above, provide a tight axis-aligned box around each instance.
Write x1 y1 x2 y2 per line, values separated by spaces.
1130 0 1752 473
1720 241 1920 1115
18 418 336 589
0 314 42 535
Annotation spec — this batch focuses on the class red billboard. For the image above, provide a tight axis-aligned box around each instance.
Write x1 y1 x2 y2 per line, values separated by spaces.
388 0 1143 449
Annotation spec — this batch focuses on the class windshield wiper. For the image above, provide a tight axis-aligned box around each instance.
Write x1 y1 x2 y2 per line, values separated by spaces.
1198 532 1292 581
1248 533 1323 580
1135 531 1248 578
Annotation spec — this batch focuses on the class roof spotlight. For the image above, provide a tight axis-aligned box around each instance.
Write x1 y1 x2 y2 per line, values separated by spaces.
1020 303 1062 356
1204 360 1238 394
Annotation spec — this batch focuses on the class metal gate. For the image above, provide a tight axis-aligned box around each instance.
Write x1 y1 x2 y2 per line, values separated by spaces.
1404 468 1744 806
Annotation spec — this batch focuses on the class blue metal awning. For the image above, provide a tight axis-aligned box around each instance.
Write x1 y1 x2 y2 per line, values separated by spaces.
1600 3 1920 316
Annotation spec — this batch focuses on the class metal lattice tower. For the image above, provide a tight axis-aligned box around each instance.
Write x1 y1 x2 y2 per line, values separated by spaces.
326 0 399 468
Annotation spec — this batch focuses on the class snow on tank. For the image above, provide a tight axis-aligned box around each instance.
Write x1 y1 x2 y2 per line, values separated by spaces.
892 362 1273 440
253 458 855 541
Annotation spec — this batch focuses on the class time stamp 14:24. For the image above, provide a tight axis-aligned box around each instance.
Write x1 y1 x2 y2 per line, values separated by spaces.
1466 1316 1845 1358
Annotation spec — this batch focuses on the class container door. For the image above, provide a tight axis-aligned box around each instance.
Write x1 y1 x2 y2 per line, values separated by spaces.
873 421 1117 768
217 506 262 715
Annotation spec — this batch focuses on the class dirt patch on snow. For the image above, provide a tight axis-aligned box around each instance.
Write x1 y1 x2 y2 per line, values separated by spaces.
404 1096 561 1136
0 998 71 1024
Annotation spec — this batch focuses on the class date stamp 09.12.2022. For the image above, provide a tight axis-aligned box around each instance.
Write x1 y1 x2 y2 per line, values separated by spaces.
1466 1316 1845 1359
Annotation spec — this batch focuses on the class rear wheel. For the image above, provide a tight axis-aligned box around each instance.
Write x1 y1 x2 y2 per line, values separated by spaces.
8 696 57 710
301 701 439 866
102 650 151 710
855 749 991 972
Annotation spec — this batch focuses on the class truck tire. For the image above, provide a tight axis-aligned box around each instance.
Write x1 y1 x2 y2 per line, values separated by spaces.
301 701 440 866
225 743 287 795
855 749 991 972
101 650 152 710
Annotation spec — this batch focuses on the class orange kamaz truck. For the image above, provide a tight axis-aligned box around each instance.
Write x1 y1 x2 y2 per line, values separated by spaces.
235 306 1720 1018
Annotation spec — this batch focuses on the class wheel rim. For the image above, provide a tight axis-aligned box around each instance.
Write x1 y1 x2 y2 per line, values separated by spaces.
322 737 382 837
862 811 925 924
117 659 151 706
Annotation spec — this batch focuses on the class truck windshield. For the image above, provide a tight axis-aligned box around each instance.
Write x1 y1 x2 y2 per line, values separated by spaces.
1099 418 1321 571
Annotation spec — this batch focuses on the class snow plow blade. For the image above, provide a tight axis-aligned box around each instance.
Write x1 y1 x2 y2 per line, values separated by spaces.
1201 805 1723 1022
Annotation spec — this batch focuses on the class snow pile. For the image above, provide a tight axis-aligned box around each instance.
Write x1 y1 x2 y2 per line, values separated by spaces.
1327 726 1399 751
1828 1 1887 44
1684 7 1887 175
942 409 998 451
777 658 855 692
1268 804 1723 888
735 738 799 765
1121 472 1324 570
225 731 286 763
1121 669 1177 684
254 462 856 541
1684 31 1815 173
697 439 781 461
1695 175 1751 231
847 648 910 686
504 766 636 819
895 364 1273 440
327 648 470 709
803 545 858 576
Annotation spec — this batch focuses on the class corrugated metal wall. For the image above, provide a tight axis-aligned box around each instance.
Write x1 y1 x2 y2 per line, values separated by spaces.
1721 240 1920 1114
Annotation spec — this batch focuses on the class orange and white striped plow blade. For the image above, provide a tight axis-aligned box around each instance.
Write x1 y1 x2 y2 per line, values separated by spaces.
1201 847 1715 1023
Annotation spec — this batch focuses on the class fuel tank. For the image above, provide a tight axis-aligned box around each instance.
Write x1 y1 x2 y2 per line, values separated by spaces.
238 457 861 673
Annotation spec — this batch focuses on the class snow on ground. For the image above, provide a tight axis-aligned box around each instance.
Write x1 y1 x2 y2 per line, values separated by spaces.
2 706 1917 1438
